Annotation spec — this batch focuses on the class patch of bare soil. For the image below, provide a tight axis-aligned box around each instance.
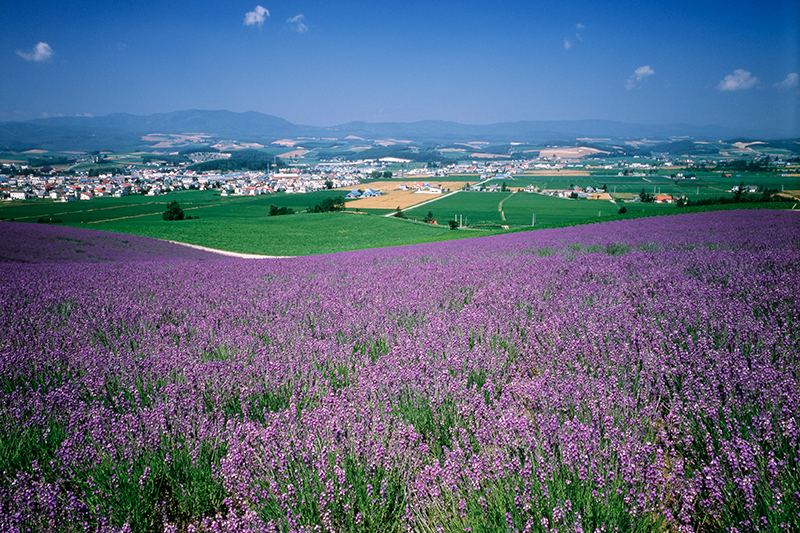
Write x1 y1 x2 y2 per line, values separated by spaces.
537 147 607 158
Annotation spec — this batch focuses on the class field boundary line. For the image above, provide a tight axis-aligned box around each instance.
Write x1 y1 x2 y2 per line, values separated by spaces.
381 190 461 217
6 201 163 221
382 177 495 217
88 211 162 223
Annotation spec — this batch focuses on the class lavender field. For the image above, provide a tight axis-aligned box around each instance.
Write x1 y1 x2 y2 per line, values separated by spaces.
1 211 799 533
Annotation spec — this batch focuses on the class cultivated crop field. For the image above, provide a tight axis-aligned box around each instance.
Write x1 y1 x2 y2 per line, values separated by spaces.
0 190 351 226
488 172 800 205
1 210 799 532
400 190 622 227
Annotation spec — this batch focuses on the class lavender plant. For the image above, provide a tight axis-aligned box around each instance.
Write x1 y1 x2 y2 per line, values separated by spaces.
1 210 798 532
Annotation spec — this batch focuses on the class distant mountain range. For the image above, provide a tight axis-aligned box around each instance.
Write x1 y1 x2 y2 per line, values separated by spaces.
0 110 777 152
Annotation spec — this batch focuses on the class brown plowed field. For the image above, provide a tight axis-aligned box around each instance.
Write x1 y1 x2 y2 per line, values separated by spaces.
343 181 438 210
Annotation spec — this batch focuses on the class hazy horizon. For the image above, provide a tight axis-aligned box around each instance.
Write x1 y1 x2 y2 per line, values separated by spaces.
4 0 799 137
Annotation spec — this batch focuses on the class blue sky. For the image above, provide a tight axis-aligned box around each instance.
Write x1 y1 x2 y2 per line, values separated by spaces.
3 0 799 137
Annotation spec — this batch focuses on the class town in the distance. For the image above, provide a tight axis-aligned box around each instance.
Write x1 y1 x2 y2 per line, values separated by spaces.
1 111 798 236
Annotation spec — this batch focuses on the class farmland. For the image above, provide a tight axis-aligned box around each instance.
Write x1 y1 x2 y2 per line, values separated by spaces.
0 191 468 256
3 138 799 257
398 190 620 227
1 210 799 532
3 177 797 255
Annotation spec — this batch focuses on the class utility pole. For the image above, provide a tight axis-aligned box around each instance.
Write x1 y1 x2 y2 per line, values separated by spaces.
532 213 535 227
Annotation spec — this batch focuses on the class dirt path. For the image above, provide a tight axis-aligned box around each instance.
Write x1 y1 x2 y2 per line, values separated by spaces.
167 240 289 259
497 191 516 221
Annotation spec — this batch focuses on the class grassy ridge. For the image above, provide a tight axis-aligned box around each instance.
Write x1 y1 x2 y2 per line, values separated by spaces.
95 212 459 256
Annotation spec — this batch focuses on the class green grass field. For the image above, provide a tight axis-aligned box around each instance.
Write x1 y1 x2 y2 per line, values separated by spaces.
0 189 352 224
388 187 672 227
489 171 800 203
3 168 797 255
0 190 477 256
93 212 464 256
401 191 512 226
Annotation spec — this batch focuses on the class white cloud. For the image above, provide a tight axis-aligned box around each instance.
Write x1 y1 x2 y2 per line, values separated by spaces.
566 23 585 49
17 42 54 62
244 6 269 27
775 72 799 89
718 69 758 91
626 65 654 89
634 65 655 80
287 14 308 33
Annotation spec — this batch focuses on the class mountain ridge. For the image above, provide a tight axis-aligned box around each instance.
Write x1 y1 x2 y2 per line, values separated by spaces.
0 110 776 152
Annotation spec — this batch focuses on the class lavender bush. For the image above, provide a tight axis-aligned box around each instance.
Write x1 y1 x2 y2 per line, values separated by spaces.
1 210 798 532
0 222 223 263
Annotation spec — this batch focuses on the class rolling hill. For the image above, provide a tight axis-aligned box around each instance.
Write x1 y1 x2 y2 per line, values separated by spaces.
0 110 771 152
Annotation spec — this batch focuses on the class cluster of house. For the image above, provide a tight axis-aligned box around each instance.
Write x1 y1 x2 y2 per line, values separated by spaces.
523 185 612 200
217 171 362 197
0 163 373 202
398 183 445 194
344 188 382 199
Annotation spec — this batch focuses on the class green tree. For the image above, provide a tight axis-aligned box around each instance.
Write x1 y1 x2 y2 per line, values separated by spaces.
162 201 185 221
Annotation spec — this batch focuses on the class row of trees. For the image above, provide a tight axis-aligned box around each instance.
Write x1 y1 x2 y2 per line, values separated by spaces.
189 152 288 173
638 189 656 203
369 171 393 179
268 205 293 216
307 196 345 213
677 188 792 207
